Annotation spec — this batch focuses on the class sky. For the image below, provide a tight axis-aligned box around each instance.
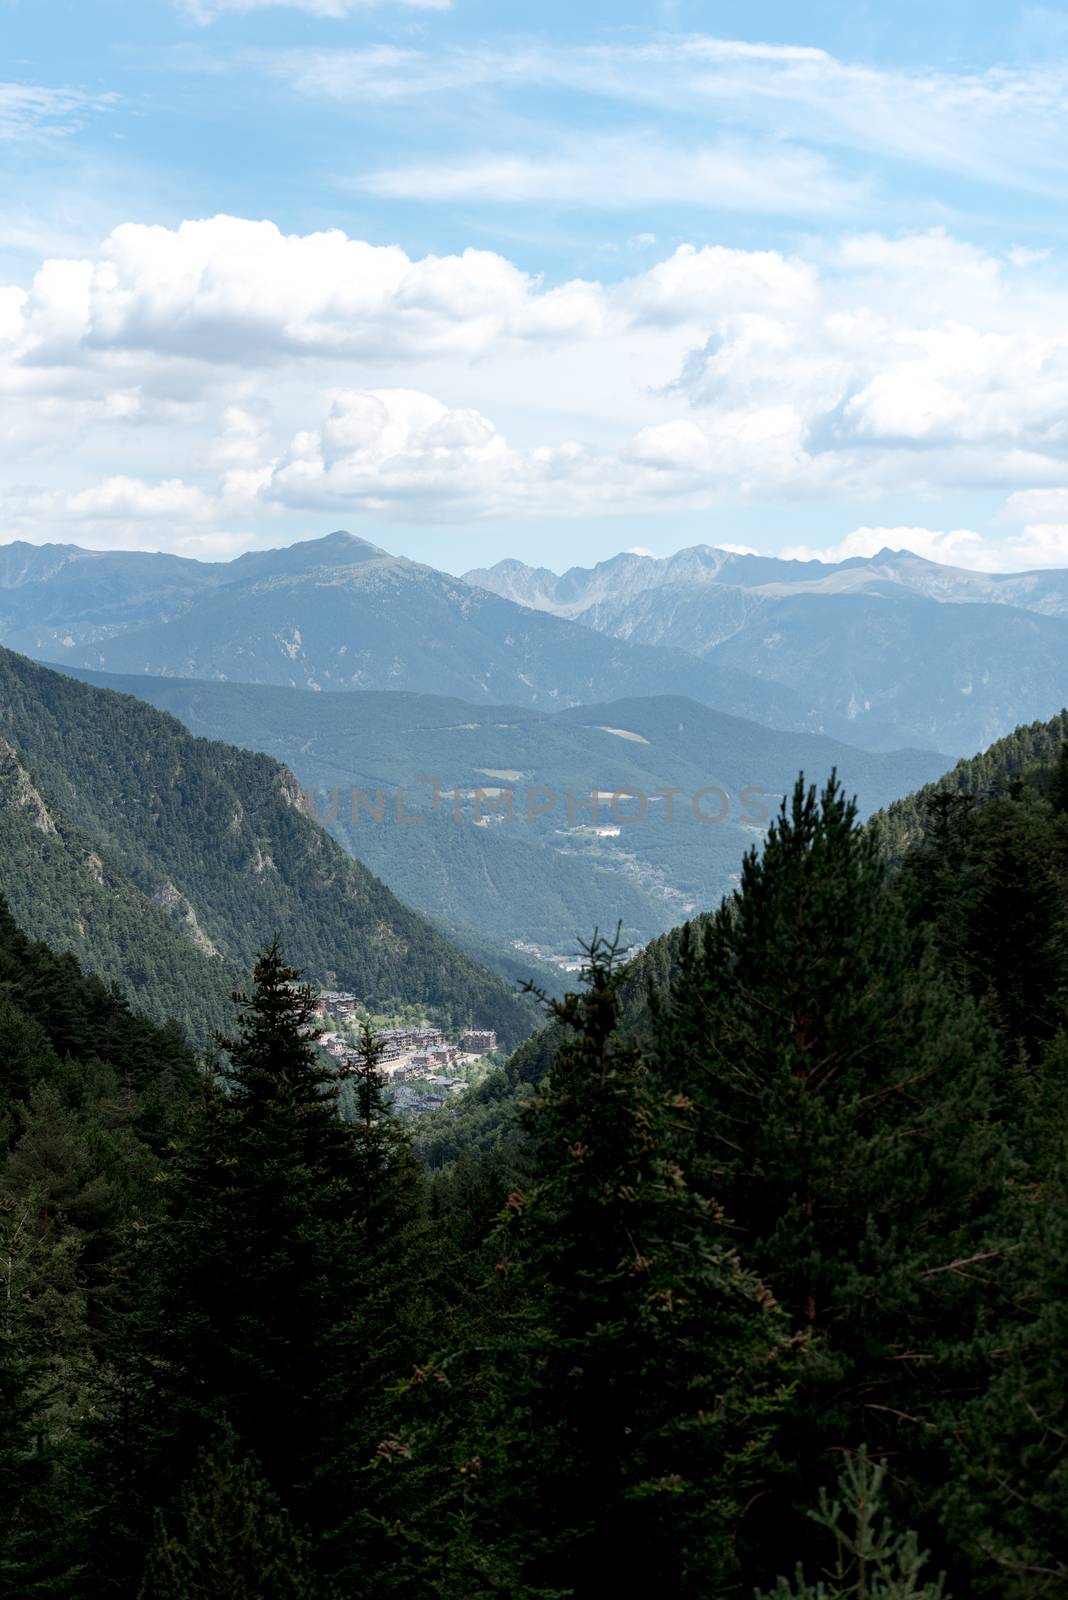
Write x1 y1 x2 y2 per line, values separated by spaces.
5 1 1068 574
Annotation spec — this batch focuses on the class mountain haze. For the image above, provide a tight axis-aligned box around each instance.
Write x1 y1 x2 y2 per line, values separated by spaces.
466 544 1068 617
57 666 949 963
0 533 847 737
467 544 1068 754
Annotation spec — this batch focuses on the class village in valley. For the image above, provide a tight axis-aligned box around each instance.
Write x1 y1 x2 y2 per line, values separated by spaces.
314 990 498 1114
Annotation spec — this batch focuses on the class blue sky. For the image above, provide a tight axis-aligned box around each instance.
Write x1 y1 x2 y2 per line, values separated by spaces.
4 0 1068 573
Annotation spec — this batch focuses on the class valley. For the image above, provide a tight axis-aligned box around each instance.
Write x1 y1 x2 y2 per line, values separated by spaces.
54 668 948 968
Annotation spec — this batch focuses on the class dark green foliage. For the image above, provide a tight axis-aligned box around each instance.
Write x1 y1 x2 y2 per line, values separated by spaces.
877 710 1068 856
900 785 1067 1063
138 1427 327 1600
0 1301 66 1599
645 776 1012 1582
936 1028 1068 1597
759 1449 948 1600
138 945 428 1593
490 934 792 1596
381 936 791 1599
0 893 202 1598
0 895 197 1103
143 946 374 1512
5 704 1068 1596
0 645 537 1047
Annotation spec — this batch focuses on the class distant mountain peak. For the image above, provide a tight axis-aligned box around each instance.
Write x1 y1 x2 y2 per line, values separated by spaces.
228 530 392 575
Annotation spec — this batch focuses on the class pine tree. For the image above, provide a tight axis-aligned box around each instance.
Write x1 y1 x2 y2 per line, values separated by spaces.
396 932 792 1598
345 1018 389 1128
759 1449 948 1600
136 945 366 1542
138 1425 328 1600
938 1031 1068 1597
0 1191 84 1598
647 777 1012 1584
132 943 427 1590
322 1025 433 1594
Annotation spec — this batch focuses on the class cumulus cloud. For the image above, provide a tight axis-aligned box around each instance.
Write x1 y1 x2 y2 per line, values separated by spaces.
1001 487 1068 524
2 215 607 370
0 473 251 558
780 523 1068 572
5 215 1068 559
5 475 217 526
246 387 738 521
781 526 993 568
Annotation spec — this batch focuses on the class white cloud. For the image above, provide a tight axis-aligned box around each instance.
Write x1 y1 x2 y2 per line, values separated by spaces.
5 475 217 526
781 526 993 568
780 523 1068 572
995 524 1068 567
360 136 863 217
0 473 250 558
246 386 732 521
6 216 1068 555
264 388 514 514
3 215 607 370
254 387 835 522
267 36 1068 199
64 476 217 522
1001 487 1068 524
182 0 446 21
630 419 710 468
0 83 114 142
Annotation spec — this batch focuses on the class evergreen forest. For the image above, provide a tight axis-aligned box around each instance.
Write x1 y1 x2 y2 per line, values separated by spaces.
3 717 1068 1597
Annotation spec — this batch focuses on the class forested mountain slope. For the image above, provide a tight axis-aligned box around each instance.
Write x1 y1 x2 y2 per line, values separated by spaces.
5 712 1068 1595
54 668 947 962
421 707 1068 1165
418 723 1068 1594
877 707 1068 852
0 647 535 1046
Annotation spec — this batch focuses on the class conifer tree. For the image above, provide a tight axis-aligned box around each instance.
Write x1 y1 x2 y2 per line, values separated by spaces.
319 1016 431 1593
938 1031 1068 1596
136 944 427 1589
0 1192 83 1598
138 945 367 1540
759 1449 948 1600
396 932 792 1598
647 776 1012 1580
138 1425 328 1600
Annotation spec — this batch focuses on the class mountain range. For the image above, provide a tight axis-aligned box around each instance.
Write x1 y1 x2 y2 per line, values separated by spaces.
4 532 1068 756
54 669 947 968
467 544 1068 754
0 533 815 736
4 526 1066 982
